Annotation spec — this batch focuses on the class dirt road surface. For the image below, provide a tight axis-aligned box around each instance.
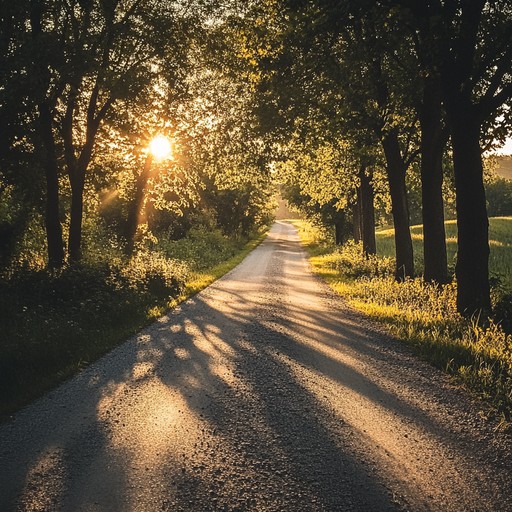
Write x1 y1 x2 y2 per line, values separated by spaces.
1 221 511 511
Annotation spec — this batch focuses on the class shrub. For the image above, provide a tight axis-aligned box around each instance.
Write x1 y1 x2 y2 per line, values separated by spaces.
121 251 189 299
325 241 395 279
0 256 190 416
159 225 243 271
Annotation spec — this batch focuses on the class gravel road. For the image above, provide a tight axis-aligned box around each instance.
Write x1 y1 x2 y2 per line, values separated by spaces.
1 221 511 512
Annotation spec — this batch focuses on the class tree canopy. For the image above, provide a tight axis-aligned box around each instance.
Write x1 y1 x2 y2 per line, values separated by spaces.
1 0 511 317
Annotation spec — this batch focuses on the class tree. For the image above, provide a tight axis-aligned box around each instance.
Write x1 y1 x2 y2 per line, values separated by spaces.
355 165 377 257
56 0 193 262
260 1 420 278
391 7 450 283
390 0 512 314
29 1 66 268
282 184 350 246
9 0 197 266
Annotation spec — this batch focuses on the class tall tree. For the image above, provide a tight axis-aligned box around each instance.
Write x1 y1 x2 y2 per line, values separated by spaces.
357 165 377 257
14 0 197 265
29 1 66 268
391 0 512 314
56 0 192 262
261 1 420 278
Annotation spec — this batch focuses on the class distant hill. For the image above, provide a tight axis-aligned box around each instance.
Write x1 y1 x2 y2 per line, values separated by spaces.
496 155 512 180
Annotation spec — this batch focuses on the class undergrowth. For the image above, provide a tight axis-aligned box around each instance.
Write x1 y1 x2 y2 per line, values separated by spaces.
291 219 512 421
0 227 267 419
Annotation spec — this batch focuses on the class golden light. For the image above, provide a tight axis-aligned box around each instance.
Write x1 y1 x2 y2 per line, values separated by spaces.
148 135 172 161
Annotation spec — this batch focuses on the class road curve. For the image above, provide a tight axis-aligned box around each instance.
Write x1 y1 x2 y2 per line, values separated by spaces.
1 221 511 512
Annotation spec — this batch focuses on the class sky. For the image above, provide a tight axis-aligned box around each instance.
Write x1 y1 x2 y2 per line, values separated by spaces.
495 138 512 155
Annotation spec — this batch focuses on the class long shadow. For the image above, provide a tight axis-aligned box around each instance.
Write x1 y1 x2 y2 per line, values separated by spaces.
139 285 400 510
1 221 509 511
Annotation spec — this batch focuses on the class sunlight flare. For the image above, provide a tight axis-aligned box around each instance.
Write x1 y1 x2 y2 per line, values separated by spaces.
149 135 172 161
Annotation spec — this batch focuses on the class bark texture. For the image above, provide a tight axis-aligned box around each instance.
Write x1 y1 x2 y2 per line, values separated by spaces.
449 105 490 315
419 77 449 284
381 131 414 280
359 167 376 257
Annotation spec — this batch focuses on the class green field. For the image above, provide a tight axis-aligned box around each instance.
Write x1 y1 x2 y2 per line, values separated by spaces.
376 217 512 288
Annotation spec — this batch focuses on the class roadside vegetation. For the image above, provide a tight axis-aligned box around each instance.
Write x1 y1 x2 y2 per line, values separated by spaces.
0 225 268 419
292 218 512 423
0 2 275 418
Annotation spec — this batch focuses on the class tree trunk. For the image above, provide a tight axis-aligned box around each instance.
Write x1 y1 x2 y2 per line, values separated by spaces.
381 131 414 280
352 198 362 243
68 173 85 264
419 77 449 284
449 105 491 316
359 167 376 257
334 213 345 245
31 3 64 268
126 155 153 255
39 103 65 269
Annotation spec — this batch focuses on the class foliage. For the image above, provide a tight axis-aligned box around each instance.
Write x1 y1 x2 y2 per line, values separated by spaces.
121 252 189 299
0 226 267 418
0 259 186 415
159 225 245 271
485 176 512 217
327 241 394 279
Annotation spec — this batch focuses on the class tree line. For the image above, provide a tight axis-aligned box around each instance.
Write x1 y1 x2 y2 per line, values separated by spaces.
253 0 512 317
1 0 511 320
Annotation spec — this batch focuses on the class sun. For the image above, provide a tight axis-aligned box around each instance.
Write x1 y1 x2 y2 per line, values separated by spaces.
149 135 172 161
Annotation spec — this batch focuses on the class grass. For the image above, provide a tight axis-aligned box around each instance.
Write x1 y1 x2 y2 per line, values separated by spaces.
290 218 512 422
0 229 268 420
375 217 512 288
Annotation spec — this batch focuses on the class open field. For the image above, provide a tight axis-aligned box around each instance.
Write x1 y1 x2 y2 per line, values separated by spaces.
496 155 512 180
376 217 512 288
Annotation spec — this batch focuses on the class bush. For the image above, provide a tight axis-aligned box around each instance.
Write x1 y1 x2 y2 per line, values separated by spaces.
326 241 395 279
0 257 189 417
159 225 243 271
121 251 189 298
485 176 512 217
493 288 512 334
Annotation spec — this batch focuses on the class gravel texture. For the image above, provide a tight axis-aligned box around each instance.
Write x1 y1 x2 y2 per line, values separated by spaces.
0 221 511 511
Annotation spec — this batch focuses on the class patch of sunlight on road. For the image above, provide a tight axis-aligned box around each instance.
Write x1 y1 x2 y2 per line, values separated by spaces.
278 352 474 511
173 347 191 360
131 361 156 380
96 379 203 507
22 446 65 511
194 327 237 359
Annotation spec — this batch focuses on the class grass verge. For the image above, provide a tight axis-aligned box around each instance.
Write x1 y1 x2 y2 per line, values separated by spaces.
0 229 268 420
289 219 512 425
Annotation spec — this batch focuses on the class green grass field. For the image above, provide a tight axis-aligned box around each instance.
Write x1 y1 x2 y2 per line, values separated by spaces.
376 217 512 288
